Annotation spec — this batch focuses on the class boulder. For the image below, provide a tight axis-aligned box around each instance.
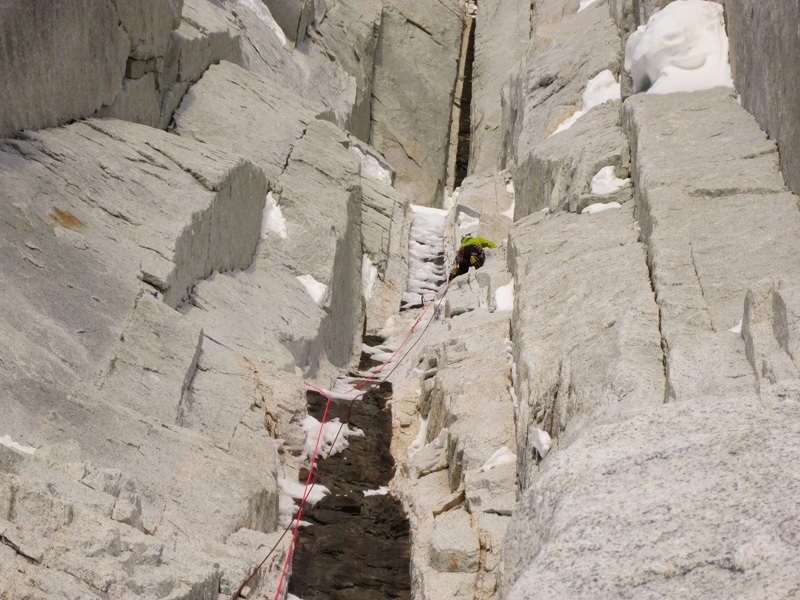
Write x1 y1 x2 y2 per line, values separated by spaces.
370 0 466 206
623 88 800 401
430 509 481 573
454 173 515 242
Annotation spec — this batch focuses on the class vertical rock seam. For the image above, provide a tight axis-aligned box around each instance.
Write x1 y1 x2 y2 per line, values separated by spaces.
454 17 476 189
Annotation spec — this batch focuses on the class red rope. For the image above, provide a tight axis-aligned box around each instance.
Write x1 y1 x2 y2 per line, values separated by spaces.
232 281 450 600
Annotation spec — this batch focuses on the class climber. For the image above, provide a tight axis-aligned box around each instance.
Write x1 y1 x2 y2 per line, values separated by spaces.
448 234 497 281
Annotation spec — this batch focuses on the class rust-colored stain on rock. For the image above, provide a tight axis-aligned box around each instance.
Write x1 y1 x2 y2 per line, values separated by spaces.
50 208 84 230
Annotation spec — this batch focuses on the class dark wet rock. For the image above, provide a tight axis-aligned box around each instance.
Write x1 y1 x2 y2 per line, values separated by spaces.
291 376 410 598
290 494 410 600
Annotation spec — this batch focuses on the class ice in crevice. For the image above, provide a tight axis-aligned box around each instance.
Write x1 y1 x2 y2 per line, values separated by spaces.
501 178 516 219
582 202 622 215
261 191 287 240
494 279 515 312
362 254 378 302
528 428 552 459
590 166 630 196
479 446 516 472
350 146 394 186
577 0 601 12
297 274 327 306
403 204 448 307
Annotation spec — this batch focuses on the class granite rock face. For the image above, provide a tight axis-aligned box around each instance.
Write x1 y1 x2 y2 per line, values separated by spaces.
231 0 385 142
726 0 800 196
508 205 664 488
502 0 622 215
370 0 466 206
501 392 800 599
4 0 800 598
468 0 530 176
0 117 293 597
0 0 227 136
0 0 130 137
623 88 800 402
496 2 800 598
97 0 243 130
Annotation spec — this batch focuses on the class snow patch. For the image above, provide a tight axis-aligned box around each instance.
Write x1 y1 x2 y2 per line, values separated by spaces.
297 274 327 306
479 446 517 472
408 415 429 457
279 494 297 518
529 428 552 459
302 415 364 460
261 192 287 240
350 147 393 186
325 380 373 401
362 254 378 303
502 178 516 219
577 0 601 12
590 166 630 195
363 486 390 497
625 0 734 94
238 0 287 46
0 435 36 455
494 279 515 312
550 70 620 136
582 202 622 215
443 187 459 211
729 320 742 334
425 427 448 451
278 477 330 505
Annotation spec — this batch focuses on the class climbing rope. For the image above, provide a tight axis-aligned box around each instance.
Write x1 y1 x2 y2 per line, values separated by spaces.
231 280 450 600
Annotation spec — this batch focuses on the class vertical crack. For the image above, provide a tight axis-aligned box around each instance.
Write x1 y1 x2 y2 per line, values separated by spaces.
453 15 476 188
689 233 715 331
